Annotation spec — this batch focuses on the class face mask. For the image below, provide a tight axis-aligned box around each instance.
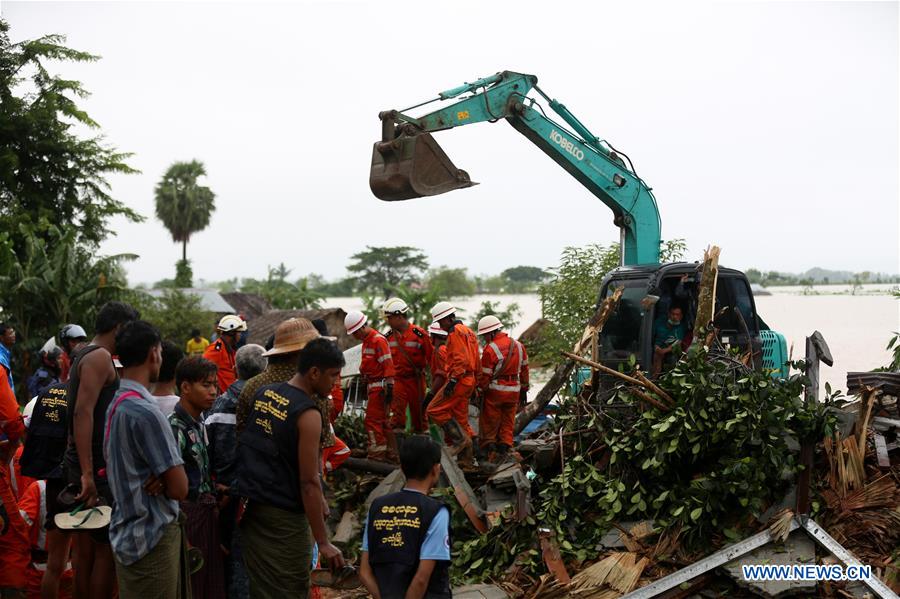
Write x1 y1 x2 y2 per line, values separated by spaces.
668 318 680 326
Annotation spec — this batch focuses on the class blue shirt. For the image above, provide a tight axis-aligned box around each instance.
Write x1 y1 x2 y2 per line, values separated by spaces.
0 345 13 392
105 378 184 565
361 488 451 560
653 319 686 348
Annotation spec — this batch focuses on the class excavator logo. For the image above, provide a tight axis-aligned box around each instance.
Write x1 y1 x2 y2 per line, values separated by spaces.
549 129 584 161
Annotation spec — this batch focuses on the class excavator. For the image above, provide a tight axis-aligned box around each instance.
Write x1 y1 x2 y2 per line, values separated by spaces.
369 70 788 378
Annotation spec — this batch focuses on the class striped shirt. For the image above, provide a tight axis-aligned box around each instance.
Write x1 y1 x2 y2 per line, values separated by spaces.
105 378 184 565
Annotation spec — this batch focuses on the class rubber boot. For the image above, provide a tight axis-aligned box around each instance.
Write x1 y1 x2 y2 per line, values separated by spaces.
457 438 478 472
442 422 464 456
484 443 498 464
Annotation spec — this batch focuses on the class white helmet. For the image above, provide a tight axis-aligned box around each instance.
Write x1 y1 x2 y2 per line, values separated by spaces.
344 310 368 334
383 297 409 315
477 315 503 336
430 301 455 321
217 314 247 333
428 321 448 337
60 324 87 342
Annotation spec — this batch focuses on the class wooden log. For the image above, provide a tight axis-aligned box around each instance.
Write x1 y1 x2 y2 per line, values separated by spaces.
692 246 721 344
344 456 398 475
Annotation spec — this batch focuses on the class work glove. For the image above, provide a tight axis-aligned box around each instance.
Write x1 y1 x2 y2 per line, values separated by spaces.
384 383 394 405
519 388 529 408
422 391 435 410
444 379 457 399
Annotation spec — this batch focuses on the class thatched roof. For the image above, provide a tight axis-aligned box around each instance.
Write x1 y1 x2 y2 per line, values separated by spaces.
220 292 272 321
246 308 358 351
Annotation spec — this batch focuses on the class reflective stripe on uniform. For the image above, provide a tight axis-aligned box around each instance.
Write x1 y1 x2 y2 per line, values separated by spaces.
377 354 392 363
489 382 521 393
404 342 420 348
481 367 493 375
368 381 386 389
488 343 503 361
37 481 46 550
363 349 376 355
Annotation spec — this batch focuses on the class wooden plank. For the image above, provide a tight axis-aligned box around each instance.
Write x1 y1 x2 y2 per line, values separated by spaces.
874 433 891 468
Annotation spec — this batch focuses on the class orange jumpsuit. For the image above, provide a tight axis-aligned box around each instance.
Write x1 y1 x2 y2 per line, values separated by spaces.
0 373 28 592
19 480 74 599
10 445 36 501
477 332 530 448
203 339 236 393
329 378 344 424
426 323 478 437
387 325 433 433
359 329 395 452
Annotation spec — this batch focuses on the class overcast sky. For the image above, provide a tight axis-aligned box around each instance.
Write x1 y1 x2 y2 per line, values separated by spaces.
4 1 898 284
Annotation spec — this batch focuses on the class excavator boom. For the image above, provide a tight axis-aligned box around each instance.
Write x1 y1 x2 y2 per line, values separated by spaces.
369 71 662 265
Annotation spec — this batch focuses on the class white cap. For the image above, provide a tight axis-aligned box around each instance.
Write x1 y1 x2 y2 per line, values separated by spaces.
344 310 368 334
428 322 448 337
430 301 455 321
382 297 409 315
477 315 503 336
217 314 247 333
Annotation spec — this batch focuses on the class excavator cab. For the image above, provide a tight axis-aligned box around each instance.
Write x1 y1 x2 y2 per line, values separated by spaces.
369 114 477 201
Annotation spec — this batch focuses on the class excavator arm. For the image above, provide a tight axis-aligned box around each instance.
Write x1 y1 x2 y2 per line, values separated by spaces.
370 71 662 265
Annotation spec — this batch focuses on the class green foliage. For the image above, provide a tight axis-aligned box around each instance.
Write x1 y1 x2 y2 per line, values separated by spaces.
128 289 215 344
501 265 550 293
174 259 193 288
468 300 521 332
0 19 141 254
0 225 134 399
239 263 323 310
426 266 476 297
534 240 685 364
154 159 216 268
451 347 837 581
347 246 428 298
474 275 506 294
313 277 357 297
333 412 366 450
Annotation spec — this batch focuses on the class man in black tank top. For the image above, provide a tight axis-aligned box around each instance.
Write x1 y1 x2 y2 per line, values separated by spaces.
63 301 137 599
236 337 346 598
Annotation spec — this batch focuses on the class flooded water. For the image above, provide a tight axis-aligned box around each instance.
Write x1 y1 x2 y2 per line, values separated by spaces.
325 285 899 395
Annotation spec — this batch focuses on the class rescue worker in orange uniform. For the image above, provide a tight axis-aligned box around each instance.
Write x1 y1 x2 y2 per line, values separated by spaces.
204 314 247 393
425 302 479 467
476 315 530 463
0 366 29 595
310 319 351 473
423 322 449 411
383 298 433 434
344 311 396 462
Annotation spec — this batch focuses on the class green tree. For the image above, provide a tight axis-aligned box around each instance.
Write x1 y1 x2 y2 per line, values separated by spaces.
501 265 549 293
154 159 216 286
426 266 476 297
128 289 215 344
347 246 428 297
468 300 521 333
0 20 140 254
240 263 323 310
0 226 134 400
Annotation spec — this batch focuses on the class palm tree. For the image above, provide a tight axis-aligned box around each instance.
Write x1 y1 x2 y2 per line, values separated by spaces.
154 160 216 263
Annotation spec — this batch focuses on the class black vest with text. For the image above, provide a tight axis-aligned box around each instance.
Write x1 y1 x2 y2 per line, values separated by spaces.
367 490 452 599
20 382 69 479
236 381 318 512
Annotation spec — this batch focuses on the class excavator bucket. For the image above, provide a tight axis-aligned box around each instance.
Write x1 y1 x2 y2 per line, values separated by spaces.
370 131 477 201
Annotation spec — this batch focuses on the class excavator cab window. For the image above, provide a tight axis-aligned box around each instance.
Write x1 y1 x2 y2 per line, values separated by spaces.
599 279 652 367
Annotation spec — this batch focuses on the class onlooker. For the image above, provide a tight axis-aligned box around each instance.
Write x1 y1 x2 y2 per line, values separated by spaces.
58 324 88 384
310 319 350 474
0 339 27 595
207 343 266 599
171 356 224 598
104 320 189 598
359 435 451 599
186 328 210 357
19 380 72 598
203 315 247 393
26 347 62 399
0 321 16 392
236 338 345 598
152 341 184 416
63 300 138 599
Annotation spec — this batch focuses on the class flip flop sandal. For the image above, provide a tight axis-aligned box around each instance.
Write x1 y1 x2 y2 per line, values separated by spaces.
188 547 204 574
54 504 112 530
310 566 361 590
